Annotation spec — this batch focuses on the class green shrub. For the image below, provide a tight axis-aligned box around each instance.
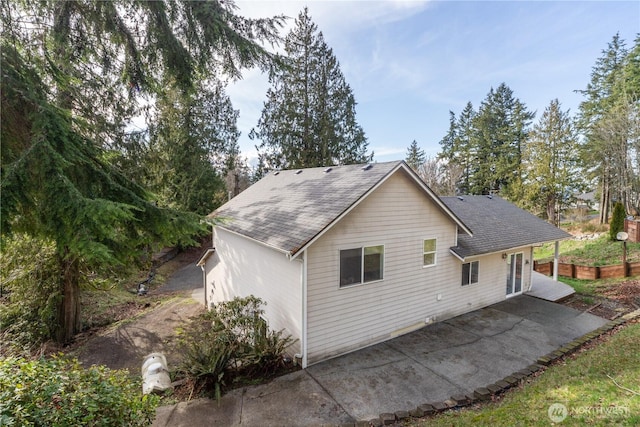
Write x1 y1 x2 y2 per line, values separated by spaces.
0 235 61 355
610 202 626 241
0 355 158 426
175 296 295 399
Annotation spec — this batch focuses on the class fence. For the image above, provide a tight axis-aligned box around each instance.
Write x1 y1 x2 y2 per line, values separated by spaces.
533 260 640 280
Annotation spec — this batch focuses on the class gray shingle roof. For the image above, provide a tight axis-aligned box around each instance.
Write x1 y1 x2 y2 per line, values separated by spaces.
441 195 572 259
212 161 405 256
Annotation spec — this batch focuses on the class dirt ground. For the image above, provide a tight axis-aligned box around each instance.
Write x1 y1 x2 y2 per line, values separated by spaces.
70 242 640 376
562 280 640 319
72 248 206 374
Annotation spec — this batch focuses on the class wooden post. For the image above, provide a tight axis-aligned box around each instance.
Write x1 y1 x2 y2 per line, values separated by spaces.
623 241 628 277
553 241 560 281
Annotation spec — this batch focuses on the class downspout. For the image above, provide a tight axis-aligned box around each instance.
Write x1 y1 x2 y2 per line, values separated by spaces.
528 247 534 292
200 264 208 309
553 241 560 281
301 249 308 368
293 249 308 368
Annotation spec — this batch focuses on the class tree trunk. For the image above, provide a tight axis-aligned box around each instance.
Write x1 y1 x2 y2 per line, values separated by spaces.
56 251 81 343
546 195 556 226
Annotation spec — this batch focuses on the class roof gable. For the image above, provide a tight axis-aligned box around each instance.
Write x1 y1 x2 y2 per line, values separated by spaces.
211 161 469 257
441 195 572 259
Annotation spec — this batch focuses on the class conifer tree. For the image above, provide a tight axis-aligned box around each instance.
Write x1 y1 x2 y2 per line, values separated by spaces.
439 102 476 194
578 34 639 223
143 78 240 215
470 83 534 197
523 99 581 224
1 0 284 343
405 140 426 171
251 8 371 170
610 202 626 241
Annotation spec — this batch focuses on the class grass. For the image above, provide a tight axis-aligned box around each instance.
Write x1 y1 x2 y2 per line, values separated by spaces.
535 235 640 266
556 276 628 297
407 322 640 427
79 254 187 331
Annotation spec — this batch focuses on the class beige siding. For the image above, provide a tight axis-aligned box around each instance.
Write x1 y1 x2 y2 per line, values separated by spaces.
305 171 513 364
207 228 302 355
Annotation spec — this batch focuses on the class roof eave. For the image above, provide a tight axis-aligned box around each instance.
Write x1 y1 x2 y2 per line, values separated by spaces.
450 234 572 261
290 161 473 260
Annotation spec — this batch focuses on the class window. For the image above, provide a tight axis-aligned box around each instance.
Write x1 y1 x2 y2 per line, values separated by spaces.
423 239 437 267
462 261 479 286
340 245 384 287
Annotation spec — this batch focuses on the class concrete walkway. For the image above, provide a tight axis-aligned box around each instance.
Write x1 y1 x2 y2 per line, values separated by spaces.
153 295 608 426
527 271 576 302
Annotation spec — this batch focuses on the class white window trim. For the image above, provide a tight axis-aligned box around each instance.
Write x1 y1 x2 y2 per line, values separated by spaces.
339 244 385 288
461 260 479 286
422 238 437 268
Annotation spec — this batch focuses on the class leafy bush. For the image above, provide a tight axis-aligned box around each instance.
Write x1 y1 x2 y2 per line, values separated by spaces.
0 355 158 426
175 296 295 399
610 201 626 241
0 235 61 355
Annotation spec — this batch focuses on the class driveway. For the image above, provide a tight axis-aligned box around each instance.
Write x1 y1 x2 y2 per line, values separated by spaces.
154 295 609 426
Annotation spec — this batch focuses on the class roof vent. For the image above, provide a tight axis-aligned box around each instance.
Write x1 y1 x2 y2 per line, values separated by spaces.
457 196 464 201
273 171 280 176
324 167 333 173
295 169 303 175
361 164 373 171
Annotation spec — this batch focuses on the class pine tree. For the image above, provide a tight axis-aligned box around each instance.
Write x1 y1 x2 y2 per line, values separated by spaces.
1 45 204 342
523 99 581 224
405 140 426 171
610 202 626 241
578 34 629 223
439 102 476 194
251 8 371 170
470 83 534 197
143 78 240 215
1 1 284 343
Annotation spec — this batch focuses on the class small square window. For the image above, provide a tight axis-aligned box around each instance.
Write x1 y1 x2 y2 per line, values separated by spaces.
423 239 437 267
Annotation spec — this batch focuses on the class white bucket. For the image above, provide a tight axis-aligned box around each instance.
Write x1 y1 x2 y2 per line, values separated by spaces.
142 353 172 395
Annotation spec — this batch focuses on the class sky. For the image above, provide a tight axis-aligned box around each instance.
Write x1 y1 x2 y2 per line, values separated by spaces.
227 1 640 165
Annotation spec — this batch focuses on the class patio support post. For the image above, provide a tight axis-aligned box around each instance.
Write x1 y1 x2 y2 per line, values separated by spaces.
553 241 560 281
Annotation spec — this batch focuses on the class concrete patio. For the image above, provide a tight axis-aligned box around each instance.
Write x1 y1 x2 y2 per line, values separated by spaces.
154 295 610 426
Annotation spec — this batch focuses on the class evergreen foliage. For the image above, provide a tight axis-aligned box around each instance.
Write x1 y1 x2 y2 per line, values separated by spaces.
438 85 533 198
439 102 476 194
1 43 205 342
577 34 640 223
130 78 240 215
251 8 371 170
405 140 426 171
471 83 535 198
523 99 581 224
1 1 285 344
610 202 626 241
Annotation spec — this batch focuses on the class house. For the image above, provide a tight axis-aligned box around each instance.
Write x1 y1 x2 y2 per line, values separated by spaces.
198 161 571 368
